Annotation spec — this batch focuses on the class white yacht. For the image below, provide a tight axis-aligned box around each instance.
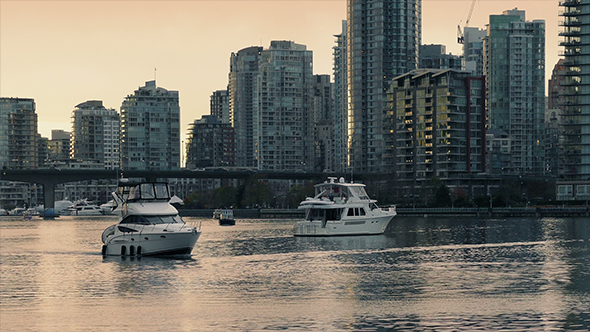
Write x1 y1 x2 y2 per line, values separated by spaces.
101 180 201 257
65 199 103 216
294 177 396 236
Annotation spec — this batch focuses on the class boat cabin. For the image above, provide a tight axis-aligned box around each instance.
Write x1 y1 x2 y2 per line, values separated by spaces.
313 177 371 204
303 178 381 223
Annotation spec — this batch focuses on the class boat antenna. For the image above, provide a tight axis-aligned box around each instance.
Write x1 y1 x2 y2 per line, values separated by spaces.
350 158 354 183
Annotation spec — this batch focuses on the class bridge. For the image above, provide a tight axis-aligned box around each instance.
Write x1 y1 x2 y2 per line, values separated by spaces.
0 168 346 213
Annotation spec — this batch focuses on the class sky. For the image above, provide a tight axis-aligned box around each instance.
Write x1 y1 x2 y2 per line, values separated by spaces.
1 0 559 139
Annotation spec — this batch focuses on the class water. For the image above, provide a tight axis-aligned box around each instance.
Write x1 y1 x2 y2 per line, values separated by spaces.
1 215 589 331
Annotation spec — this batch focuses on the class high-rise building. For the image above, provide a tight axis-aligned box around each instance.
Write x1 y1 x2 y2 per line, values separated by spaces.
548 59 566 111
229 46 263 169
347 0 421 173
210 90 230 124
229 41 314 171
185 115 235 169
120 81 181 170
71 101 120 169
420 44 462 70
463 27 486 76
333 20 348 172
0 98 38 169
483 8 545 175
386 69 486 188
258 41 314 171
545 108 564 177
559 0 590 181
313 75 335 172
48 129 71 162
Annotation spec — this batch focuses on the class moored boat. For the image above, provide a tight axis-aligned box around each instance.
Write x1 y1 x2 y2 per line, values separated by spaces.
213 208 236 226
101 179 201 256
294 177 396 236
65 199 103 216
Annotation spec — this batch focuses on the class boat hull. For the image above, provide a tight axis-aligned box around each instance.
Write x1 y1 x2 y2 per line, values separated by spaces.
294 214 394 236
66 209 103 216
103 229 201 256
219 219 236 226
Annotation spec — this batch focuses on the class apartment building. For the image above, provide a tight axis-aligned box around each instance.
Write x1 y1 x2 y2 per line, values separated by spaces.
333 20 348 172
185 115 235 169
483 8 545 175
420 44 463 70
71 100 120 169
229 46 263 169
347 0 421 173
386 69 486 190
210 90 230 124
120 81 181 170
0 98 38 169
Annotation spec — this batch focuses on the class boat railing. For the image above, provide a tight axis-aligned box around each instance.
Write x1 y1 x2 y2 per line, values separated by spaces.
187 219 202 231
381 205 397 212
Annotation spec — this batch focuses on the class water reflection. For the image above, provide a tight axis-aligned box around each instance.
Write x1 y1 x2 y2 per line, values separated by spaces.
0 216 588 331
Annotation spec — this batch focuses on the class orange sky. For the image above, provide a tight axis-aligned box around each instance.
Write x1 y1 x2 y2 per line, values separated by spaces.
1 0 559 138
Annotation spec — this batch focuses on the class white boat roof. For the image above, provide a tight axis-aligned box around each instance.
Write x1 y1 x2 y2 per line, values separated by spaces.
298 177 375 209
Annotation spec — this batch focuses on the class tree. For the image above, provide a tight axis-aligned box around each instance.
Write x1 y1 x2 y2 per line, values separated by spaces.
211 186 238 208
286 182 314 208
434 183 451 207
241 177 274 208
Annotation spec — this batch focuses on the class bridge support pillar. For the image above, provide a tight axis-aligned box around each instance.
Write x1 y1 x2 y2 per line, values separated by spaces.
41 180 60 218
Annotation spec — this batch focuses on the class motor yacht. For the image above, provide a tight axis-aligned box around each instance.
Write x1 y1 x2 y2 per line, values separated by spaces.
65 199 103 216
294 177 396 236
101 180 201 256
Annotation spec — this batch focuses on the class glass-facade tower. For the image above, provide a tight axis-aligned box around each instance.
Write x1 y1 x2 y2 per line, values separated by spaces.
229 46 263 169
483 9 545 175
120 81 180 170
560 0 590 180
71 100 120 169
347 0 421 173
258 41 314 171
0 98 38 169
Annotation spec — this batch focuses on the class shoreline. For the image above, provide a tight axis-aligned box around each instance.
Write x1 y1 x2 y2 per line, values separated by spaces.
178 207 590 219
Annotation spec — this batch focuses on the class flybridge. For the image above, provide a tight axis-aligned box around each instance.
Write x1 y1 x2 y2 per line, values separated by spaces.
116 180 171 202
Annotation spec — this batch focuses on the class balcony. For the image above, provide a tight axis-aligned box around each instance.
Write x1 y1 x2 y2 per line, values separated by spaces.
559 9 582 17
559 20 582 26
559 49 583 57
559 0 582 7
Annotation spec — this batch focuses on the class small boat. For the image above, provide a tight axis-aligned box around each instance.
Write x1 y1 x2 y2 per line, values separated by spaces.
294 177 396 236
36 200 74 217
9 207 27 216
101 179 202 257
65 199 103 216
213 208 235 226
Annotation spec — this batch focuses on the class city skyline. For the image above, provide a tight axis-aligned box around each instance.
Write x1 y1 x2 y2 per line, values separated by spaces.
1 1 559 138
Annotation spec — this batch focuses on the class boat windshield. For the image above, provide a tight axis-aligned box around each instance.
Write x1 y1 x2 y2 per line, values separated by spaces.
120 215 184 225
349 186 370 200
126 182 171 201
314 185 350 201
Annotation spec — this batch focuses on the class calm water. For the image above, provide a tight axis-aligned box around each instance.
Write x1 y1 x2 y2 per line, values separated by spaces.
1 215 589 331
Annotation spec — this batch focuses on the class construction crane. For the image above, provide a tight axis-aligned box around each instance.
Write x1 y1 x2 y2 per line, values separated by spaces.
457 0 477 44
